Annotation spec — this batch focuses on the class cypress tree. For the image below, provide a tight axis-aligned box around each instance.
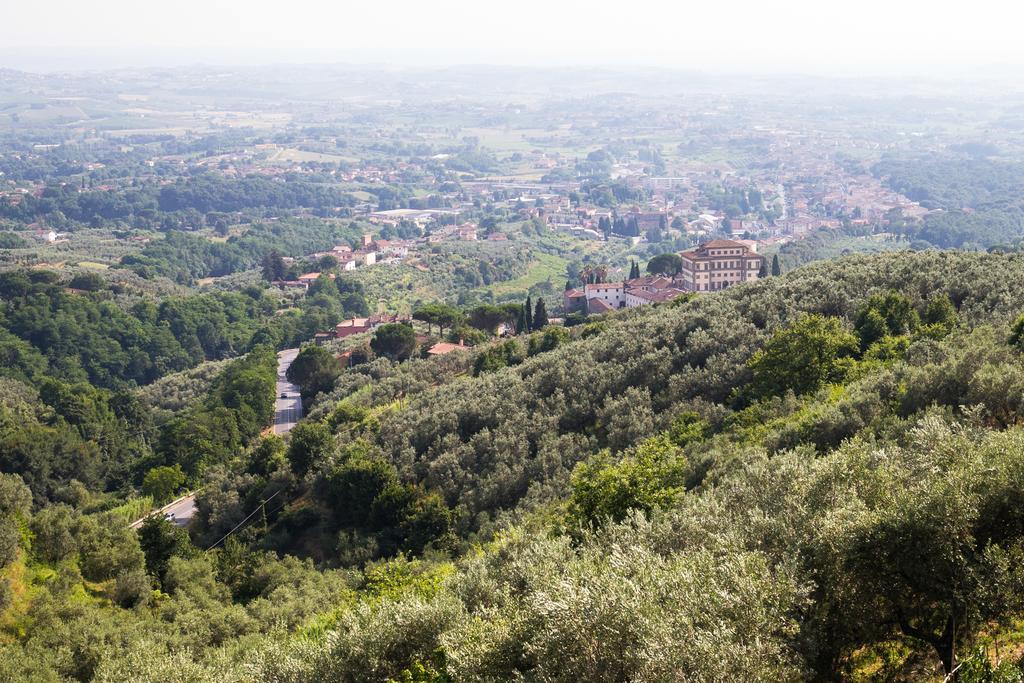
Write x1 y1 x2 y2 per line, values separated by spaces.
524 296 533 332
771 254 782 277
517 305 528 335
758 259 768 278
628 216 640 236
533 298 549 331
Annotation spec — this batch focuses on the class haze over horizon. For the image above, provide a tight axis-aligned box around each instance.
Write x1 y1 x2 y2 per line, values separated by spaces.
3 0 1023 77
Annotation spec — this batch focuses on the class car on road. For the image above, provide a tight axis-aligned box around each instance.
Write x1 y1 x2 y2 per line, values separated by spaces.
280 392 288 398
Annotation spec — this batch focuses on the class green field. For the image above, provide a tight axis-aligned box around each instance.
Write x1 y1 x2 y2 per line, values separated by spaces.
485 251 568 297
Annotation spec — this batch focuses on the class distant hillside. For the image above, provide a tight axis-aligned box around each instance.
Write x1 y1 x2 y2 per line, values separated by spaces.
10 250 1024 680
144 249 1024 679
874 155 1024 249
296 251 1024 530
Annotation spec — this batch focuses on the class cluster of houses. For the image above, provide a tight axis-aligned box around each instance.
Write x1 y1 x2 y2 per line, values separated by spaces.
4 105 939 258
274 234 415 292
313 312 412 344
309 234 383 270
313 312 469 360
564 239 765 314
563 276 687 314
368 212 509 244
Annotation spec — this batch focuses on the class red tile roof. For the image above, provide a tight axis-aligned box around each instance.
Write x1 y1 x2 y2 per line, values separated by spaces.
700 239 748 249
428 341 468 355
628 288 686 303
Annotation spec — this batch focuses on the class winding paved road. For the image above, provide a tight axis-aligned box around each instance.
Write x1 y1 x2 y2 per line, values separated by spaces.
131 348 302 528
273 348 303 434
129 492 196 529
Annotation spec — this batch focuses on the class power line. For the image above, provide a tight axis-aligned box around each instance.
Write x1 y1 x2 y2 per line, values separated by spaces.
205 488 282 551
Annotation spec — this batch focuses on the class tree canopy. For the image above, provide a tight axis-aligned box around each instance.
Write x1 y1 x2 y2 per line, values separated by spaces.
370 323 417 362
646 252 683 276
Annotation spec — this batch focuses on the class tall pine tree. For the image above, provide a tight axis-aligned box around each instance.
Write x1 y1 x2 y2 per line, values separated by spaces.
533 298 549 331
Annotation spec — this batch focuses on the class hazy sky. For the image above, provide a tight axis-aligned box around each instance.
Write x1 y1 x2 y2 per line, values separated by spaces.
3 0 1023 74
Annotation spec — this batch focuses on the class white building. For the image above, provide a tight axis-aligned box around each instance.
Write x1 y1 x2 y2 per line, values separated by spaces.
584 282 625 309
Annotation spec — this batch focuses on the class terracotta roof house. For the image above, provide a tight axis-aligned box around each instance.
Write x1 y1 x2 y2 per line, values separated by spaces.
563 287 587 314
298 272 336 282
335 317 371 338
626 276 674 291
588 297 615 314
427 341 468 356
624 287 687 307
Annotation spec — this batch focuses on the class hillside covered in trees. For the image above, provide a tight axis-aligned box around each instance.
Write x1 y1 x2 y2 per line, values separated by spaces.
874 155 1024 250
8 251 1024 679
118 219 365 283
0 174 357 230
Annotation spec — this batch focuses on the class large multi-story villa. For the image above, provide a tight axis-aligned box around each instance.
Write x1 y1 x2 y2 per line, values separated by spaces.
563 239 766 314
677 239 764 292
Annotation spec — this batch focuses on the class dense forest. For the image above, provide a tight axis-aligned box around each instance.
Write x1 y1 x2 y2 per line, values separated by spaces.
7 251 1024 679
119 219 365 282
874 156 1024 212
874 156 1024 249
0 266 370 389
0 174 357 229
774 226 905 271
0 345 276 505
0 269 273 387
0 260 372 510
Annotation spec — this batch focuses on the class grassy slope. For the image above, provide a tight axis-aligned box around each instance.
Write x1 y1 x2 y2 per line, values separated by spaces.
484 251 568 297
